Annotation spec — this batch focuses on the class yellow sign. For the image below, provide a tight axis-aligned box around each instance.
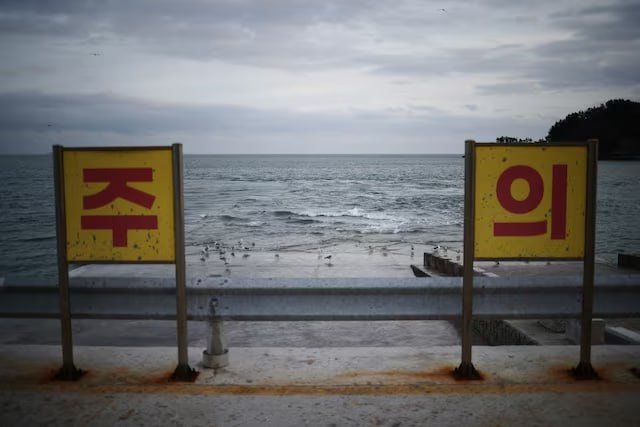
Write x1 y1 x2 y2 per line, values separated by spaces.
63 148 175 262
474 145 587 259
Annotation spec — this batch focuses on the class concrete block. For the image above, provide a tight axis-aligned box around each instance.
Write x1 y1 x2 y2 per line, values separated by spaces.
565 319 605 345
605 326 640 345
618 253 640 270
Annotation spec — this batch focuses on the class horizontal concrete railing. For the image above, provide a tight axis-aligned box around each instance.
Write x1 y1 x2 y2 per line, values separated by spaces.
1 275 639 321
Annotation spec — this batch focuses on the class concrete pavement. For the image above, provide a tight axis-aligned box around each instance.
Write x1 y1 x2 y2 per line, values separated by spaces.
1 344 639 426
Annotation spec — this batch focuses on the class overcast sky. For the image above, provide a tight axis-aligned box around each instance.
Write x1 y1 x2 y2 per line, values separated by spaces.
1 0 639 154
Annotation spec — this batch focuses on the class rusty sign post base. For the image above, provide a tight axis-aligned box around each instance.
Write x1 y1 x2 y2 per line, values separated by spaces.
453 362 482 380
570 361 600 380
54 364 85 381
171 364 199 382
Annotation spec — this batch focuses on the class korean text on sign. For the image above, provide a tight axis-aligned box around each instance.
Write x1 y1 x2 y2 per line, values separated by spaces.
63 149 175 262
474 145 588 259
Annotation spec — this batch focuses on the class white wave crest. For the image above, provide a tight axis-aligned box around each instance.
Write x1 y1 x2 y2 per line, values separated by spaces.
297 207 395 221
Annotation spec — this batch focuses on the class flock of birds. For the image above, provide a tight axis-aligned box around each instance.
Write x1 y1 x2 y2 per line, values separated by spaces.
198 240 257 273
196 240 471 274
197 239 337 273
199 239 255 260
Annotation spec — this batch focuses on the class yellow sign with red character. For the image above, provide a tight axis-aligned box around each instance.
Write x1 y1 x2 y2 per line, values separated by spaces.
474 144 588 259
62 148 175 262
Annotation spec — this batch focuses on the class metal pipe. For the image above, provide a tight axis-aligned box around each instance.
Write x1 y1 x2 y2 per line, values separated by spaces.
53 145 83 380
203 322 229 368
574 139 599 378
457 139 479 378
171 143 197 381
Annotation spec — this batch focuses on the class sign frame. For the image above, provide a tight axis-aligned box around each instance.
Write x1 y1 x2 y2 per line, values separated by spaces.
455 139 598 379
60 145 176 264
53 144 197 381
472 141 590 262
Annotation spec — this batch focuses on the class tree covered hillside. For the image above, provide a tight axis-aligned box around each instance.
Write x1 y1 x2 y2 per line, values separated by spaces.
547 99 640 160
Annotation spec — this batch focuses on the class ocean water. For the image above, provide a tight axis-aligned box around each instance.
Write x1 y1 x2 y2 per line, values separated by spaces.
0 154 638 278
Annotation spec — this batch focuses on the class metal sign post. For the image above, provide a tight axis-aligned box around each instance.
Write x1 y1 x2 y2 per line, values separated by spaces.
52 144 197 381
53 145 84 380
458 139 598 379
455 140 481 379
170 143 197 381
572 139 599 379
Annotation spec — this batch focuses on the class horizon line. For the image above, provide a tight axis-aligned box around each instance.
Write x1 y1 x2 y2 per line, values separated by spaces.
0 152 465 156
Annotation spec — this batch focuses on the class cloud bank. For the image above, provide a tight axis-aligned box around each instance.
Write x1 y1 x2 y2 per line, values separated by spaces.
0 0 638 153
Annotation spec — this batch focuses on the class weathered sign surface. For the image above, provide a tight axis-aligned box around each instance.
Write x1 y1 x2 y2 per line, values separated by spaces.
474 144 588 259
62 148 175 262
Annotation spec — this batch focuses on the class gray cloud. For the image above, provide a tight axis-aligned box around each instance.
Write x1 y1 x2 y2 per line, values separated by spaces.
2 1 638 82
366 1 640 93
550 2 640 42
0 0 381 69
0 1 637 154
0 91 547 154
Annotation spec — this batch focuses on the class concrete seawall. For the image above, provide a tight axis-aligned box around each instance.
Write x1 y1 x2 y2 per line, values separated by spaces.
418 252 640 346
